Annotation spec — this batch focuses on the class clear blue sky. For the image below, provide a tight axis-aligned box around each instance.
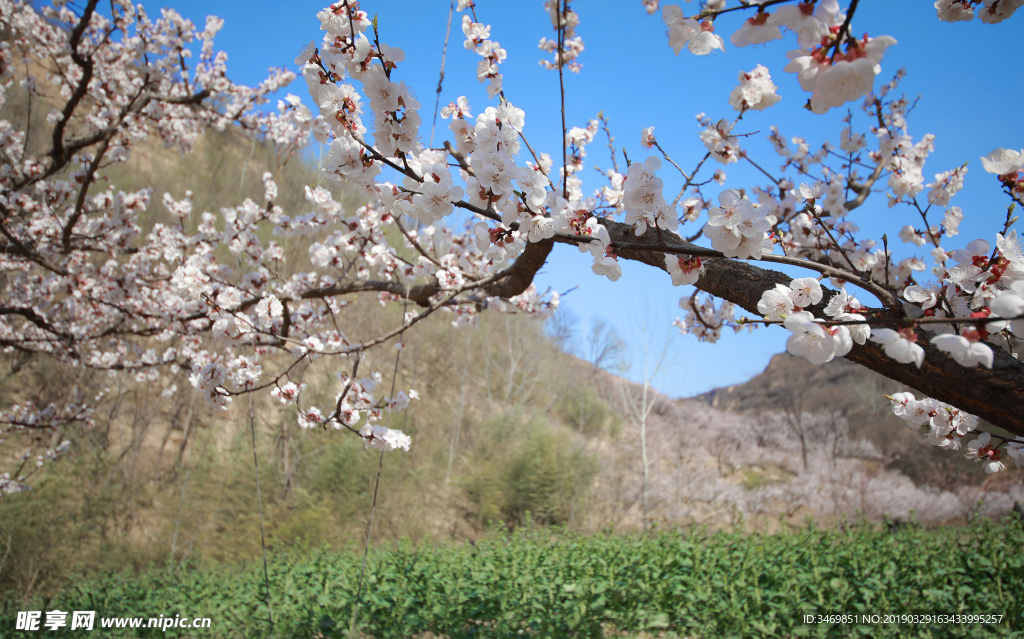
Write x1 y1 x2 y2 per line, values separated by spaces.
161 0 1023 397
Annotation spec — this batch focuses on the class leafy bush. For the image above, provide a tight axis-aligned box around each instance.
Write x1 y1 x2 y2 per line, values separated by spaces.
559 384 613 437
464 415 596 529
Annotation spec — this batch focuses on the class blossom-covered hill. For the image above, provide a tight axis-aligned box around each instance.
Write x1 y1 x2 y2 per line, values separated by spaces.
580 354 1024 532
690 351 1022 485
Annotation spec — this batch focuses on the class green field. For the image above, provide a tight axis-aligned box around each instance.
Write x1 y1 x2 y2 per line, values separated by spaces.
3 519 1022 638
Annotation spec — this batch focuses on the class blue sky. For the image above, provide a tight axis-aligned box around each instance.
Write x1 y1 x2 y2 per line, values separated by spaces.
162 0 1023 396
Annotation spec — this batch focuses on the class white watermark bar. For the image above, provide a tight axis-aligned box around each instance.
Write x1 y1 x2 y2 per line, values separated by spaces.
16 610 212 631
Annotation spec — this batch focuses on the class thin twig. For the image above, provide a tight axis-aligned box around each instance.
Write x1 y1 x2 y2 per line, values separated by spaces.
430 1 456 147
829 0 860 63
558 0 568 199
806 202 863 279
248 380 274 634
599 112 618 175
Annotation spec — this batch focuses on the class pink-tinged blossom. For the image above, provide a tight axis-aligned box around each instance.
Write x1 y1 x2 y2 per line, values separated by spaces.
904 285 939 310
1007 440 1024 469
271 382 306 405
592 254 623 282
951 239 991 266
700 119 741 164
411 182 464 224
788 277 823 306
665 255 705 286
926 167 966 206
784 35 897 114
757 284 794 320
935 0 975 21
641 126 656 148
931 334 994 368
840 126 866 153
663 7 724 56
771 0 841 48
906 396 942 425
295 40 317 65
966 432 1005 473
943 206 964 236
980 148 1024 175
519 214 556 243
676 293 735 343
707 189 754 230
359 424 412 452
997 229 1024 267
728 64 781 112
869 328 925 368
791 182 826 200
978 0 1024 24
703 189 774 260
171 258 209 299
783 311 853 365
989 279 1024 336
835 313 868 346
729 12 783 48
888 392 918 420
824 287 863 318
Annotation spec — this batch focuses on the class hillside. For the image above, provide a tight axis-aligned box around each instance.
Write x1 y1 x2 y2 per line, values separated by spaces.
690 351 1018 484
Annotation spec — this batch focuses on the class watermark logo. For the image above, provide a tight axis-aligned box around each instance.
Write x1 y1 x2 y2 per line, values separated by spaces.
15 611 209 631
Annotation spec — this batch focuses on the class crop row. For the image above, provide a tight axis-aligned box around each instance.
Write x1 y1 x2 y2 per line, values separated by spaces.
2 519 1022 638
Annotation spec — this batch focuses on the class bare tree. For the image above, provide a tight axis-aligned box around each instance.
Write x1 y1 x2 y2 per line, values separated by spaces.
545 307 578 354
782 387 810 472
616 308 676 531
587 317 627 377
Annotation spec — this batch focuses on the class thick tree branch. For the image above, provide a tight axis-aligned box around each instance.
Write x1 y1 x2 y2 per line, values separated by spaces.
592 218 1024 438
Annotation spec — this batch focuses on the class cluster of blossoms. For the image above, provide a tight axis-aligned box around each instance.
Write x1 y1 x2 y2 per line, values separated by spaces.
728 65 781 112
758 273 865 365
288 371 418 452
659 0 903 115
735 164 1024 470
935 0 1023 23
674 293 740 343
623 157 674 236
2 0 1023 498
462 8 508 98
538 0 584 72
888 392 1024 474
703 189 775 259
0 473 30 495
662 4 725 56
697 114 743 165
564 118 599 189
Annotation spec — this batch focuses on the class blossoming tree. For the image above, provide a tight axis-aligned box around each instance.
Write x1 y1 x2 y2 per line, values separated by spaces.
2 0 1023 495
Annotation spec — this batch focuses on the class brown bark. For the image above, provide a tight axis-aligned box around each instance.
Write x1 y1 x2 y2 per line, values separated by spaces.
594 219 1024 439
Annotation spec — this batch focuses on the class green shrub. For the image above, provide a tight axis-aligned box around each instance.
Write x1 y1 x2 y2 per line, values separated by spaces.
464 416 596 529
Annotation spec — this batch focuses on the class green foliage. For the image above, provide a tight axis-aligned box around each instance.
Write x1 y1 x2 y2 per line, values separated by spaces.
2 518 1022 638
0 449 141 601
738 465 793 491
559 384 613 436
464 416 596 528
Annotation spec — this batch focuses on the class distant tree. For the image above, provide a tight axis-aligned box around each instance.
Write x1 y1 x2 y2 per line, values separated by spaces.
586 317 628 376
